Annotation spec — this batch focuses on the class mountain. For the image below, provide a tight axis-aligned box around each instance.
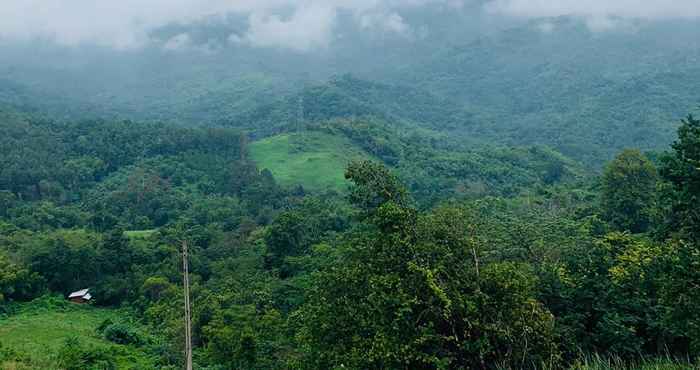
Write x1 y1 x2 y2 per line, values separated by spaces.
1 16 698 167
389 18 700 164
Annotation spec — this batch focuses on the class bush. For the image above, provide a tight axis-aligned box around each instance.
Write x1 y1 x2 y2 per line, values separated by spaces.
3 294 70 316
0 341 22 362
56 337 116 370
96 318 114 334
102 323 143 346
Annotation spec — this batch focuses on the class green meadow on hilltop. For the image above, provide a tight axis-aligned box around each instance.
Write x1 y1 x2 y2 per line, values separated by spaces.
249 131 370 192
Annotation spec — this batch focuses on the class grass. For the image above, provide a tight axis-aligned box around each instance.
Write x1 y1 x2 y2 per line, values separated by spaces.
567 353 696 370
0 297 156 369
123 229 158 240
249 131 370 192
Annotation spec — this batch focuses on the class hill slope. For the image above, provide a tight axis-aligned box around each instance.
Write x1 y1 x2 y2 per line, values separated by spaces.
249 131 371 193
392 19 700 165
0 297 156 369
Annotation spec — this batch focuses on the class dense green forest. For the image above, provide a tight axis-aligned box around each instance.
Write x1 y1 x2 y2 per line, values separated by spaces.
2 97 700 368
2 4 700 369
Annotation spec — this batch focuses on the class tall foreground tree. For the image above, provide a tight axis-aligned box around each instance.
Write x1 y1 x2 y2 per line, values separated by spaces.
297 161 559 369
600 149 658 233
657 113 700 354
660 114 700 242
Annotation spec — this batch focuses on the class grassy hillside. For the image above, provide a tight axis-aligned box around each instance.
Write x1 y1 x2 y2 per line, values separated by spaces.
0 297 156 369
249 131 370 192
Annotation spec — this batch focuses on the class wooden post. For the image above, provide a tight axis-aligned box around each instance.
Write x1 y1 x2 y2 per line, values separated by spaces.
182 240 193 370
297 93 304 133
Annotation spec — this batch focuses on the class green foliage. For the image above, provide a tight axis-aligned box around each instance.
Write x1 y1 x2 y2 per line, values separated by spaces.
56 337 117 370
24 229 102 294
101 323 144 346
345 159 411 216
540 232 662 358
601 149 659 233
264 198 348 277
651 115 700 355
0 253 44 304
202 305 288 370
660 114 700 242
297 162 560 369
656 239 700 355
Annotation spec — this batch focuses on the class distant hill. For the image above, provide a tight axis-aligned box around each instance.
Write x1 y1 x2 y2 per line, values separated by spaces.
247 118 585 204
391 18 700 165
2 17 698 166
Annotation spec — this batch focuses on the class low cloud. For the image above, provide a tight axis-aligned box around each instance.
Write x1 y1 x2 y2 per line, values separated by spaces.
162 33 192 51
0 0 465 50
358 11 411 36
1 0 698 50
486 0 700 31
240 3 337 52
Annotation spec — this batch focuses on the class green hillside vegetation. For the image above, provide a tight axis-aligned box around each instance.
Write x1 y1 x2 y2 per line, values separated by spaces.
3 19 699 168
2 18 698 170
123 230 158 240
3 93 700 369
394 20 700 165
0 297 156 369
249 131 370 192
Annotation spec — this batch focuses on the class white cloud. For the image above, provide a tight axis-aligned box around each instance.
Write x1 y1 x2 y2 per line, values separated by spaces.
162 33 192 51
358 11 411 36
243 3 337 51
485 0 700 31
1 0 697 50
537 22 555 34
0 0 461 50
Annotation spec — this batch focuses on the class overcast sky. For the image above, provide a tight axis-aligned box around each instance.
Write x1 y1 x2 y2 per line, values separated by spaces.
1 0 699 51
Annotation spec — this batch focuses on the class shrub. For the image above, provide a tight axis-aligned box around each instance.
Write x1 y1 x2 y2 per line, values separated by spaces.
102 323 143 346
96 318 114 334
56 337 116 370
0 341 21 362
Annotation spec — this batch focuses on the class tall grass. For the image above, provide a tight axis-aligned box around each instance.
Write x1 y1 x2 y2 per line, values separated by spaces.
493 353 696 370
569 353 696 370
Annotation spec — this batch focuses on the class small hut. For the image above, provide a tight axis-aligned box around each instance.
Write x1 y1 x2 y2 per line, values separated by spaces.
68 288 92 304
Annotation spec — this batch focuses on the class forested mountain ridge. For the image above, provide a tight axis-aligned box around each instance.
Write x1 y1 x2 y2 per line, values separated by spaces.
2 105 700 368
0 105 583 229
389 18 700 164
222 75 476 134
2 17 699 166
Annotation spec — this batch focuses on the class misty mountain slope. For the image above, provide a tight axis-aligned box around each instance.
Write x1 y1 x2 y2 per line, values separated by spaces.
391 18 700 164
0 50 298 124
1 16 697 168
221 75 477 137
0 78 105 121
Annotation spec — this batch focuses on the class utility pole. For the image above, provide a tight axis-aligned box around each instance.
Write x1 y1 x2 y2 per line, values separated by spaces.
182 240 193 370
297 92 304 134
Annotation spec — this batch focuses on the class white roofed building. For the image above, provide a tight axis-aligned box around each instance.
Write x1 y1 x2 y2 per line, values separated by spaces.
68 288 92 304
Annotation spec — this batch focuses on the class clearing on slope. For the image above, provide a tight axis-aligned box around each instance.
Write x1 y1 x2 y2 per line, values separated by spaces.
0 296 156 369
249 131 370 193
